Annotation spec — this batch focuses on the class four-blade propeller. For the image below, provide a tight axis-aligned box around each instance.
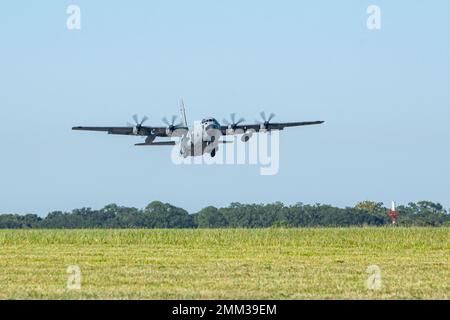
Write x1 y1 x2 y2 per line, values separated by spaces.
127 112 277 131
127 114 149 135
162 115 183 129
223 113 245 129
128 112 278 130
257 111 276 130
162 115 184 134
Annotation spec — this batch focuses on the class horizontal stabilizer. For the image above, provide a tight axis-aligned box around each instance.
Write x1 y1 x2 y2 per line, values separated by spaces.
135 141 176 146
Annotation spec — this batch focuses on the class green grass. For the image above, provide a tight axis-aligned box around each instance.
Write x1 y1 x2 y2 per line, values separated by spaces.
0 228 449 299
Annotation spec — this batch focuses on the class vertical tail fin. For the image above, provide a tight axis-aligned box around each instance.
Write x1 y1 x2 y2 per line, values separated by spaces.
179 99 188 126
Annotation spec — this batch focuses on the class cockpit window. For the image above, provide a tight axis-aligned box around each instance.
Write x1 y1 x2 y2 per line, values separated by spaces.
202 118 218 124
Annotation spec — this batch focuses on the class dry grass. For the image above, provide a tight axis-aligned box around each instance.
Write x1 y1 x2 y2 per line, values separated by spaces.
0 228 448 299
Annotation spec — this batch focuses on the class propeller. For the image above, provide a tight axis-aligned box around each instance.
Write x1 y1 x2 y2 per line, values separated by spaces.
257 111 275 130
223 113 245 130
127 114 149 134
162 115 183 132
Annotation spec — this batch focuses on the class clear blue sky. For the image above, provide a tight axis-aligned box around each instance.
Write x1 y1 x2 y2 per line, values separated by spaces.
1 1 449 215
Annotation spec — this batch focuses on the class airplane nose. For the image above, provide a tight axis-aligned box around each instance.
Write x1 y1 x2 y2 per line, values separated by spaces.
205 124 219 133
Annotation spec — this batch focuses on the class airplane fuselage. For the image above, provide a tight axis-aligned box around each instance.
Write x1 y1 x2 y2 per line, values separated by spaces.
179 118 222 157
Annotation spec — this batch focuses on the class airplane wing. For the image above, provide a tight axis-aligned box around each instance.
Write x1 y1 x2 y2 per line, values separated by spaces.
73 126 137 135
220 121 324 135
72 126 188 137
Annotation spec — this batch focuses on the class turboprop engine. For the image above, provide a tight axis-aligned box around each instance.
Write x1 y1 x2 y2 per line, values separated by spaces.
241 130 253 142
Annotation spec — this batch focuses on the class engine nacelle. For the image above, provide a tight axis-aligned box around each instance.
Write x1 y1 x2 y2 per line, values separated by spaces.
241 130 253 142
259 124 268 133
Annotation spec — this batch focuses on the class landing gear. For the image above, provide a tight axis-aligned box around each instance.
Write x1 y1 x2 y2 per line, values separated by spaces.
211 148 216 158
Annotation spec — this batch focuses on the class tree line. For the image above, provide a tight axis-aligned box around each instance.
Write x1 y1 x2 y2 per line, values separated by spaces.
0 200 449 229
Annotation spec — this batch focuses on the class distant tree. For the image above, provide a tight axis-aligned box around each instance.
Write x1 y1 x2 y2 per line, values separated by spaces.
194 206 228 228
22 214 42 228
108 205 142 228
144 201 195 228
403 201 448 226
355 201 385 213
0 214 42 229
0 200 448 229
40 211 69 228
354 201 389 225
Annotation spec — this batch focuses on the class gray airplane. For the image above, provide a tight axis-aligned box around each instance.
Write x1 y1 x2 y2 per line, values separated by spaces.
72 100 324 158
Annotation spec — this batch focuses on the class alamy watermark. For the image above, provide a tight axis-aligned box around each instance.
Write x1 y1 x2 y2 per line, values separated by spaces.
67 265 82 290
169 122 280 176
66 5 81 30
65 5 380 31
367 5 381 30
366 265 382 290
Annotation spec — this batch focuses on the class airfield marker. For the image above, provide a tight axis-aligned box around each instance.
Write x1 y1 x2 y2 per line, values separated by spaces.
388 201 399 225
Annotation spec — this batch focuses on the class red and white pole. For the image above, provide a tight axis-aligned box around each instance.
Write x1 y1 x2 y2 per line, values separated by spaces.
388 201 399 225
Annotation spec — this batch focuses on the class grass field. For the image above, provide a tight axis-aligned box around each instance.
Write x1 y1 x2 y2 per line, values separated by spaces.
0 228 448 299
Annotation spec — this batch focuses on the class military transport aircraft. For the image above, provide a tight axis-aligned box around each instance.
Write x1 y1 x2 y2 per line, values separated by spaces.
72 100 324 158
